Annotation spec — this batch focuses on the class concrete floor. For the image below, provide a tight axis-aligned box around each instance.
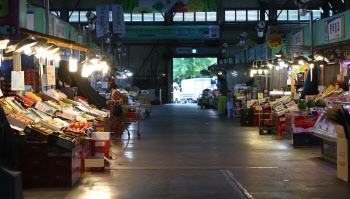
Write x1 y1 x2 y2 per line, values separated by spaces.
24 104 350 199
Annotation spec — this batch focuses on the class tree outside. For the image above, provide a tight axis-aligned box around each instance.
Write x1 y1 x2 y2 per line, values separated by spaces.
173 57 217 86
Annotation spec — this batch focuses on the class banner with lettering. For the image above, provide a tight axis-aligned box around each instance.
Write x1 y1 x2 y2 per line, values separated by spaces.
112 4 126 34
0 0 19 40
96 4 110 38
119 0 217 13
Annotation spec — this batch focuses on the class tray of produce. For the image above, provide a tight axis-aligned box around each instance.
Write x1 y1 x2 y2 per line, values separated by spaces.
49 132 81 149
55 112 76 121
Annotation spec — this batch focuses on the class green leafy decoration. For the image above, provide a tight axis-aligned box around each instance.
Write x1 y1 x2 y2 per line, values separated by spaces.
152 1 165 13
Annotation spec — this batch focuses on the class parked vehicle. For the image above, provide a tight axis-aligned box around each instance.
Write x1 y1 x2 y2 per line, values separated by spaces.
173 78 215 103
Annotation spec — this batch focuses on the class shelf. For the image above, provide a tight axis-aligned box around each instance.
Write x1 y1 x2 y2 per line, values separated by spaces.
311 128 337 143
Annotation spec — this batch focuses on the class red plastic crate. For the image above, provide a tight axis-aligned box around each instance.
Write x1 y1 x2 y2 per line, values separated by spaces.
91 140 109 152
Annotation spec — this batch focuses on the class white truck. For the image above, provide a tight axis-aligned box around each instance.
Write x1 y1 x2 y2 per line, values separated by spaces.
173 78 214 103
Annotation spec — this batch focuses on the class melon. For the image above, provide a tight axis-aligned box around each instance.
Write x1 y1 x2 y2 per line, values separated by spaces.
298 100 308 110
307 100 316 108
315 100 326 107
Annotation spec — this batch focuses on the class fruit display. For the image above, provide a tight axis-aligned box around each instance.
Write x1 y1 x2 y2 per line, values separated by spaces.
31 123 54 134
49 132 81 149
66 122 91 133
56 112 76 121
9 113 34 123
25 92 42 102
42 118 64 128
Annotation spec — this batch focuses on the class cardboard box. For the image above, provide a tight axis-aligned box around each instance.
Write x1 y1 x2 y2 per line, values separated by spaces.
91 132 110 140
91 151 109 159
48 167 81 187
335 124 349 181
84 157 105 171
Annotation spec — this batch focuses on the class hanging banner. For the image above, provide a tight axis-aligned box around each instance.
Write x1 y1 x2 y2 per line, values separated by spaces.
55 19 66 39
249 48 255 62
123 25 219 39
77 33 84 44
292 30 303 46
324 16 345 41
267 34 283 49
47 66 56 86
0 0 19 40
96 4 110 38
119 0 217 13
112 4 126 34
11 71 25 91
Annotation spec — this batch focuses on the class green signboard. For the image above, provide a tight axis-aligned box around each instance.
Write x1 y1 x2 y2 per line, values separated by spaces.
119 0 217 13
123 25 219 39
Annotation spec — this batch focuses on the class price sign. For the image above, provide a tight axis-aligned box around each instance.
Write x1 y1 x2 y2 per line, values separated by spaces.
325 16 345 41
268 34 283 49
47 66 56 86
11 71 25 90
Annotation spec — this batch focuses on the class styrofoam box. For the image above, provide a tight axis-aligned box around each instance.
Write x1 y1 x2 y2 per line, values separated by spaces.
91 132 110 140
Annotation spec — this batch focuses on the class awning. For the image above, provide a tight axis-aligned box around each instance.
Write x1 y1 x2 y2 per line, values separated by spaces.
20 28 93 53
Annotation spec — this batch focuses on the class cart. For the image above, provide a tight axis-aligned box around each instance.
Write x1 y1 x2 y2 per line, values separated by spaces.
121 105 141 139
258 106 275 135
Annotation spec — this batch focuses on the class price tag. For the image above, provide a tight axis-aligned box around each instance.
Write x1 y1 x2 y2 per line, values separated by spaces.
11 71 25 90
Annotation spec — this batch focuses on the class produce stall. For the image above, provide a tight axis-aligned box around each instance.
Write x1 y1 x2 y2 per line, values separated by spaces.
2 91 114 187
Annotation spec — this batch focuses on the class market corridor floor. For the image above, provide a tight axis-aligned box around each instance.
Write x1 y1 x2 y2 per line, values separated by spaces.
24 104 350 199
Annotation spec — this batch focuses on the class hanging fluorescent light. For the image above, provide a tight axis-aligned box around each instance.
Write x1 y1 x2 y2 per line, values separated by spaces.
126 71 133 77
69 51 78 72
0 40 9 49
14 38 38 53
279 61 286 67
53 48 65 62
294 56 308 65
82 62 92 77
317 60 327 68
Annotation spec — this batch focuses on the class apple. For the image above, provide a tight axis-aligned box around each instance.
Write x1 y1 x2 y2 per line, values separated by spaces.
79 123 84 128
75 123 79 128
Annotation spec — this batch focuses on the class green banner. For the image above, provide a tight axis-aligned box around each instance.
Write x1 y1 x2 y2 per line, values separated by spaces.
119 0 218 13
123 25 219 39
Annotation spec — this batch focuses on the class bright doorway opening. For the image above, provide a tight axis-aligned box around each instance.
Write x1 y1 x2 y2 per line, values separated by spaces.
172 57 217 104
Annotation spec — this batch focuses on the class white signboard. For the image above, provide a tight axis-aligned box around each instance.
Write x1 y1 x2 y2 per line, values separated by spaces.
176 47 192 54
292 30 303 46
112 4 126 34
325 16 345 41
47 66 56 86
42 74 48 87
11 71 25 91
56 19 65 39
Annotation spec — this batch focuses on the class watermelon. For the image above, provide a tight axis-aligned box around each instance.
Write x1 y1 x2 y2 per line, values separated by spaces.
315 100 326 107
307 100 316 108
298 100 307 110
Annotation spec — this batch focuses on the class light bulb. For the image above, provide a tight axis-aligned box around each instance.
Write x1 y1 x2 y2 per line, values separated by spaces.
276 66 280 70
309 64 314 69
298 60 304 65
279 61 286 67
54 55 61 62
264 70 268 74
69 54 78 72
258 70 262 74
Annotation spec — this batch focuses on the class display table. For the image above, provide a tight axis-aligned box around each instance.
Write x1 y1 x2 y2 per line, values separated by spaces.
285 111 321 146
